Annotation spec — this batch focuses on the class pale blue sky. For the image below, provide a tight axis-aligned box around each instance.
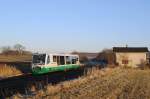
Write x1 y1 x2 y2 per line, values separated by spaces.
0 0 150 52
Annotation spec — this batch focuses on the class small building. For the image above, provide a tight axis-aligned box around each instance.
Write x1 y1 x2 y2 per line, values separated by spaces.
113 47 149 67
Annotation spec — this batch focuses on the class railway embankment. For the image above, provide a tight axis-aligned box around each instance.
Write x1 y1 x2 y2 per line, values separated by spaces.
12 67 150 99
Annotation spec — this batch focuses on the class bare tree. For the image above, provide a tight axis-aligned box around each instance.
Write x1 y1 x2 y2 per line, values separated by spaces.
13 44 26 54
96 48 115 65
80 55 88 63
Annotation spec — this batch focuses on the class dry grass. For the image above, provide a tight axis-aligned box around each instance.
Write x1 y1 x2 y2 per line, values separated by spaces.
0 65 22 78
14 67 150 99
0 54 32 77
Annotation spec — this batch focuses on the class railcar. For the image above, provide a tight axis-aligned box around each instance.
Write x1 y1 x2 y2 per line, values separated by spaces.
32 53 80 75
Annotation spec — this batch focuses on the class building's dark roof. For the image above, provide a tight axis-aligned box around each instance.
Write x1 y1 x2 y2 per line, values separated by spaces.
113 47 149 52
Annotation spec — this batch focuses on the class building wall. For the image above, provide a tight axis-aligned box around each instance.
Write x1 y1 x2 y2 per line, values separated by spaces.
116 52 147 67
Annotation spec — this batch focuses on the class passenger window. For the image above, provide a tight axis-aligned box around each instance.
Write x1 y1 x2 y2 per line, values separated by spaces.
53 56 57 62
72 57 77 64
66 56 71 64
60 56 65 65
72 59 77 64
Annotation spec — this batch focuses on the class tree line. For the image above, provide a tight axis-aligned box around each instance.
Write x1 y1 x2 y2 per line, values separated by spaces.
0 44 31 55
72 48 115 65
0 44 115 64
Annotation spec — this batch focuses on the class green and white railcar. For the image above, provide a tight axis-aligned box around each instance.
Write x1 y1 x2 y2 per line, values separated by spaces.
32 53 80 75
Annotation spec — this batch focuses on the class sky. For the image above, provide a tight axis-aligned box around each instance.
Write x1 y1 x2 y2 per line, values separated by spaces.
0 0 150 53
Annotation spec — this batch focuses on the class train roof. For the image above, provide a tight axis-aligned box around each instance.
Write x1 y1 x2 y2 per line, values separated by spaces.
33 53 79 57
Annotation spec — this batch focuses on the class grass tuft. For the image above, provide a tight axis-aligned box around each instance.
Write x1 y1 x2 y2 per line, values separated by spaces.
0 64 22 78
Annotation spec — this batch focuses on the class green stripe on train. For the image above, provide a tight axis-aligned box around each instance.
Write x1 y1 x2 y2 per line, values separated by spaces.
32 64 80 75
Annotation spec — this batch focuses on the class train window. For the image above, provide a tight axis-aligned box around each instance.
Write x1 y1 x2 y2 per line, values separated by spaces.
33 54 46 65
53 56 57 62
72 59 77 64
71 56 77 64
47 56 50 64
60 56 65 65
66 56 71 64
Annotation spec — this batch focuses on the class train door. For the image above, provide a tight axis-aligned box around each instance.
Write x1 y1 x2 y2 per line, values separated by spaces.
46 55 50 65
56 56 60 65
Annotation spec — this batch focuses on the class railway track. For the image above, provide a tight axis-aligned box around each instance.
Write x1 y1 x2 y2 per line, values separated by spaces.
0 66 86 98
0 63 104 98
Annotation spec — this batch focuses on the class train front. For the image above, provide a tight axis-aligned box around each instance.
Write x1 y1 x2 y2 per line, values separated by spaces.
32 53 47 75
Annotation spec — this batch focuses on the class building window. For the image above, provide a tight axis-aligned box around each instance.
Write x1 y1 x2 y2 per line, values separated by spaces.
122 60 128 65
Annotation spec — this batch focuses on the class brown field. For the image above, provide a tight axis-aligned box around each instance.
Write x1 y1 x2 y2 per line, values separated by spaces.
13 67 150 99
0 55 31 62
